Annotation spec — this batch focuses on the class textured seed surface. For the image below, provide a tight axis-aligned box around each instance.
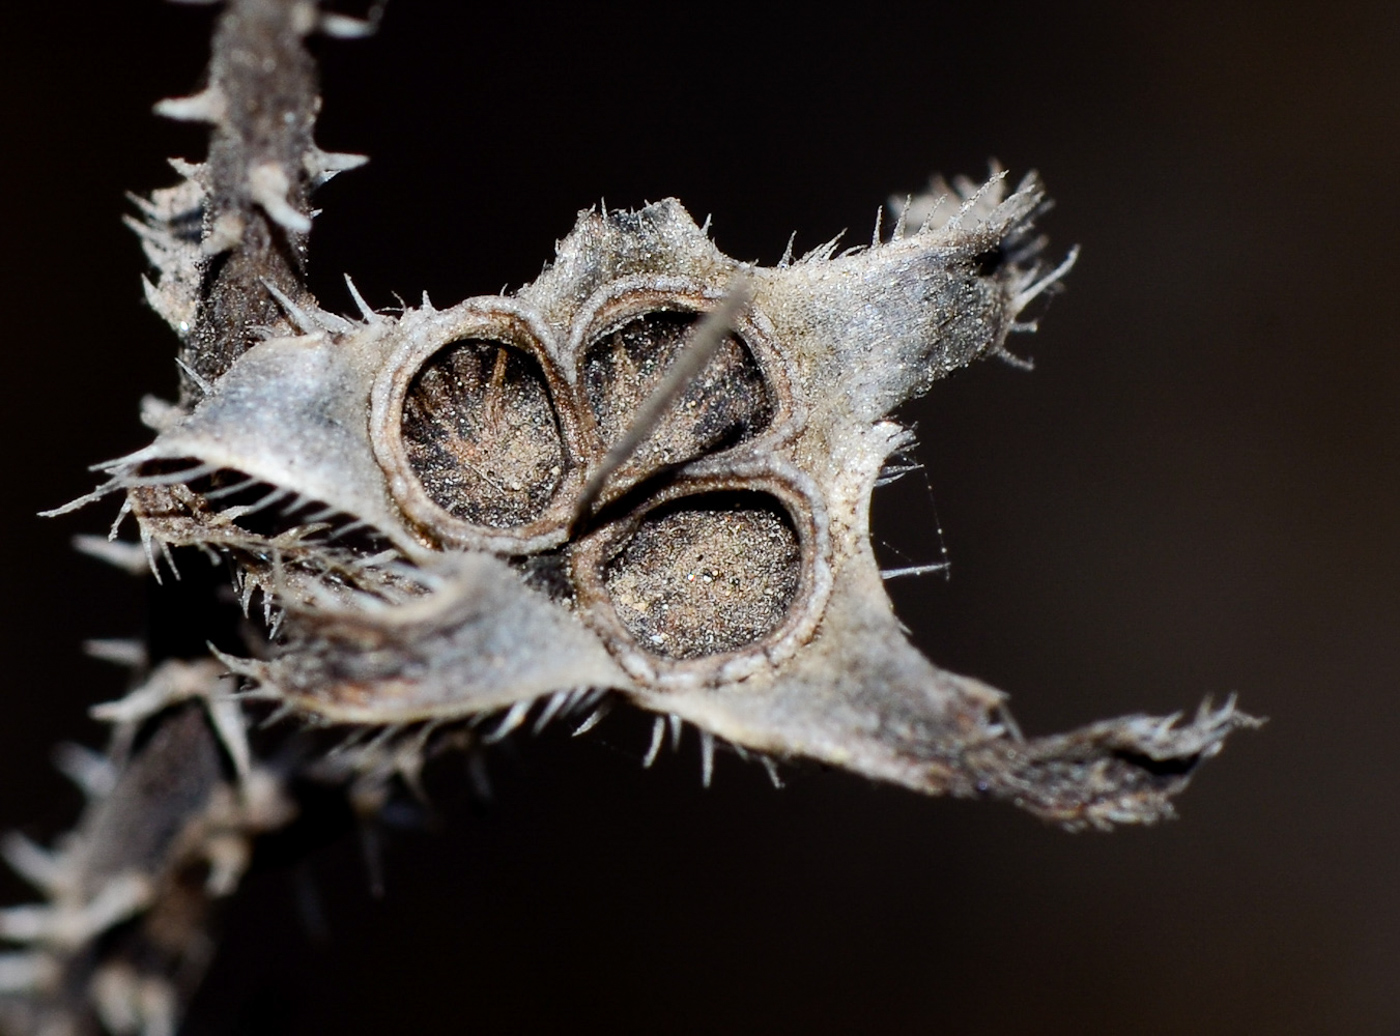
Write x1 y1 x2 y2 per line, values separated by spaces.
401 340 565 526
582 311 774 474
603 493 801 659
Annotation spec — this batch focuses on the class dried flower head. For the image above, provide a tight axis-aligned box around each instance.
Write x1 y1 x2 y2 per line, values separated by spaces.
85 158 1251 828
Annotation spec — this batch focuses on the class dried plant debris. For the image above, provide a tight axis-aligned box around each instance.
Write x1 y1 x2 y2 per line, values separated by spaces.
4 0 1258 1032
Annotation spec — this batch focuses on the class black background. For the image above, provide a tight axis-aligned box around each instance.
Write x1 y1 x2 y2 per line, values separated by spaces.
2 2 1397 1033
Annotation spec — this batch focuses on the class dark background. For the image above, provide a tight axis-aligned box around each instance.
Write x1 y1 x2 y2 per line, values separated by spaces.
2 2 1396 1033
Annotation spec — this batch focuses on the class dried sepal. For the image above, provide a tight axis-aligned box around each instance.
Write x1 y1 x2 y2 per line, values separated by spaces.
229 554 628 724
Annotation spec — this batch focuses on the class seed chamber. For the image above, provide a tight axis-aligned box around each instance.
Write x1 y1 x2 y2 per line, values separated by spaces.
372 305 584 553
601 489 802 659
401 339 565 528
581 310 775 479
